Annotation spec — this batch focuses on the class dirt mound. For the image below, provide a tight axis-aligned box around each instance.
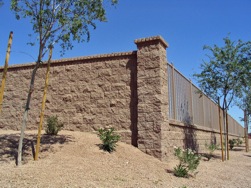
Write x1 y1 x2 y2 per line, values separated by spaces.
0 130 250 188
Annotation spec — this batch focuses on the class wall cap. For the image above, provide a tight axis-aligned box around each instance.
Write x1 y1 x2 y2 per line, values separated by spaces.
0 51 137 70
134 36 168 48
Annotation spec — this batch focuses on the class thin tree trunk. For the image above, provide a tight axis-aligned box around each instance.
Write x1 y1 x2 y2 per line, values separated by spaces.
17 62 40 166
222 109 227 161
226 109 229 160
218 97 224 161
35 47 52 161
244 110 249 152
0 31 13 114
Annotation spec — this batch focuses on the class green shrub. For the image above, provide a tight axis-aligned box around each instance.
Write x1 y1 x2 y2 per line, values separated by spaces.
98 127 120 152
174 163 189 178
229 139 236 150
45 116 64 135
174 147 201 178
236 137 243 146
204 142 219 161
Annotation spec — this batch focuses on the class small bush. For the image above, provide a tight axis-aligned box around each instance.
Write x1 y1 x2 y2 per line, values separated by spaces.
236 137 243 146
45 116 64 135
174 164 189 178
98 127 120 152
204 142 219 161
229 139 236 150
174 147 201 178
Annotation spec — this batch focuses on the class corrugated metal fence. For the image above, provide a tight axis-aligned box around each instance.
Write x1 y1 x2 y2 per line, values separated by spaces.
167 63 244 137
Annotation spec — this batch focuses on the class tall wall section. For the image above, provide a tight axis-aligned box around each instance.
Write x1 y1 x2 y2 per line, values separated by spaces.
0 52 138 146
0 36 244 161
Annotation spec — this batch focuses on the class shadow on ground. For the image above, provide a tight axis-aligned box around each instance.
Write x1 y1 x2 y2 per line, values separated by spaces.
231 147 245 152
199 153 222 161
0 132 74 164
243 154 251 158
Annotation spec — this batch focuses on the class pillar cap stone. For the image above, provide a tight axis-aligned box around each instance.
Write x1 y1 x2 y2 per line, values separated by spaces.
134 36 169 48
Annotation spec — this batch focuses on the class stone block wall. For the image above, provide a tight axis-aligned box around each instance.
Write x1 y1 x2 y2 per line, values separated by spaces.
135 36 170 161
0 52 138 145
0 36 243 161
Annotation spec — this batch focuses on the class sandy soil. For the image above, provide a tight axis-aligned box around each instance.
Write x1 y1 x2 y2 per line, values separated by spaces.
0 130 250 188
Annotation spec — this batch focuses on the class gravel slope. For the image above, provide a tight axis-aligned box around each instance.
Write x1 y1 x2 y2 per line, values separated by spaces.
0 130 250 188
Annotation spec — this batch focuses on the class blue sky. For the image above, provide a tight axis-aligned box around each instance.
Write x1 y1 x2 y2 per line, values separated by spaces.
0 0 251 127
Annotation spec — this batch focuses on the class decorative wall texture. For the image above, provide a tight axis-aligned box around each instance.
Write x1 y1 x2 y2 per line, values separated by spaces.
0 36 244 161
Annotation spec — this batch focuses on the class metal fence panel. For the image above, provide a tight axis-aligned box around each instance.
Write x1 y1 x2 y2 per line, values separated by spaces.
167 63 244 137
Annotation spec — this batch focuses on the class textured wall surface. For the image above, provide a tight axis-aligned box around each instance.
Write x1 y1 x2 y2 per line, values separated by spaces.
0 52 138 145
0 36 243 161
135 36 170 161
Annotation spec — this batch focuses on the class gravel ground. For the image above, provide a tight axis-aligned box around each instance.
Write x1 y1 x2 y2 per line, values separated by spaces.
0 130 250 188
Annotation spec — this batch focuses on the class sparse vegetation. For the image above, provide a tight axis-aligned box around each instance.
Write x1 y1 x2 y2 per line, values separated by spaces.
45 116 64 135
173 147 201 178
229 139 236 150
204 142 219 161
98 127 120 152
236 137 243 146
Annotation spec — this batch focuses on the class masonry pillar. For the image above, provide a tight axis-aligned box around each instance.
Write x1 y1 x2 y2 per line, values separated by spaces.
135 36 169 161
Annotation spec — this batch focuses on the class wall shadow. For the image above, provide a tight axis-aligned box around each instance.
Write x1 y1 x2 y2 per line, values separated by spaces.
182 113 199 152
210 132 217 145
0 133 74 164
127 57 138 147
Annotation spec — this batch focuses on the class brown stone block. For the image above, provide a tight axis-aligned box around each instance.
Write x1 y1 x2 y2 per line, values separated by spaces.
65 64 78 72
111 83 126 91
138 121 154 131
78 63 91 72
145 68 160 78
112 114 129 124
90 91 104 99
137 104 145 113
113 99 127 108
99 69 112 77
58 86 71 95
112 68 128 76
96 100 109 108
120 122 130 130
76 124 89 132
143 95 161 104
89 72 99 80
89 124 103 131
99 84 111 92
117 90 130 99
63 108 76 116
153 139 161 148
83 115 95 124
138 130 160 140
120 75 130 85
137 113 146 122
104 75 120 83
104 61 119 68
153 123 161 133
62 94 73 102
93 116 112 124
145 112 163 122
78 75 91 82
71 116 83 125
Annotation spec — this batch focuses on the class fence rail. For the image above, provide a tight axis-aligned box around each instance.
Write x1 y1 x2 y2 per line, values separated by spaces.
167 63 244 137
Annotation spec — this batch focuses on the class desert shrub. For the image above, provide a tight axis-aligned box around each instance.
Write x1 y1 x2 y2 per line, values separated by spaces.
229 139 236 150
236 137 243 146
174 164 189 178
98 127 120 152
174 147 201 178
45 116 64 135
204 142 219 161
